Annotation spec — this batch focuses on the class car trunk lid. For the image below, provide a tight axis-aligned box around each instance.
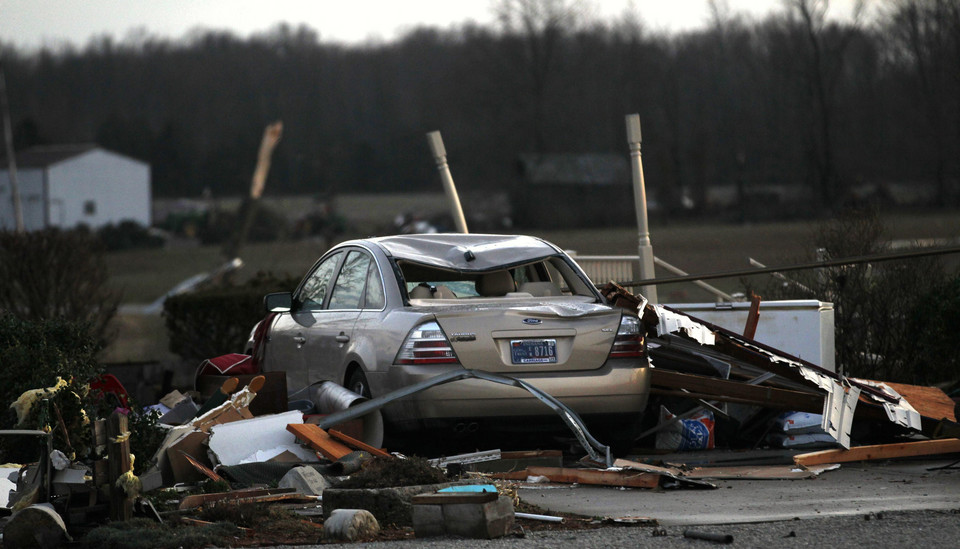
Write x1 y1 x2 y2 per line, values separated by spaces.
431 299 622 373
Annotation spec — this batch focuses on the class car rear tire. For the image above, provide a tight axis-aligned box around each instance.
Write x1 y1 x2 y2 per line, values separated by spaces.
346 368 371 399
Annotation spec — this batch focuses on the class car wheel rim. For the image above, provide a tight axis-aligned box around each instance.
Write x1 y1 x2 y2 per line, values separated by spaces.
352 379 367 397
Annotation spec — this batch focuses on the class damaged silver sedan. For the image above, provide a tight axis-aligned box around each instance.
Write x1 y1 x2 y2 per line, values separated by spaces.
256 234 650 442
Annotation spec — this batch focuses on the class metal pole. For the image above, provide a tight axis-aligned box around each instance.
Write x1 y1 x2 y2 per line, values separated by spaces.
626 114 657 303
0 59 24 232
426 131 468 234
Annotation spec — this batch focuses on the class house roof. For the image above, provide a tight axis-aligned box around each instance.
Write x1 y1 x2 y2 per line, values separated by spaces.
518 153 629 185
0 144 100 169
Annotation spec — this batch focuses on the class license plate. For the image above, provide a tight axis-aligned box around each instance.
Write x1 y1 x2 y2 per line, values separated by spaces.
510 339 557 364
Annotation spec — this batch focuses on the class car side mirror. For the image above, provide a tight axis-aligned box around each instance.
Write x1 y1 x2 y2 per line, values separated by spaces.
264 292 293 312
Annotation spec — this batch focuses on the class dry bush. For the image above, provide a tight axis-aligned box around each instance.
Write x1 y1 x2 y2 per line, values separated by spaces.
745 207 956 384
0 228 120 345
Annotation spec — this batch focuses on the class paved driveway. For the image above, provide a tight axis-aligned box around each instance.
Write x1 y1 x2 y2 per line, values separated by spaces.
518 456 960 525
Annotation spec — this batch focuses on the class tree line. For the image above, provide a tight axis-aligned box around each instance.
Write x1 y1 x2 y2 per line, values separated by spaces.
2 0 958 217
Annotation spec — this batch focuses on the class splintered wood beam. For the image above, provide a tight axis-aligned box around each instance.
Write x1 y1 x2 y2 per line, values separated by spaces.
179 488 296 510
650 369 823 412
286 423 353 460
794 439 960 467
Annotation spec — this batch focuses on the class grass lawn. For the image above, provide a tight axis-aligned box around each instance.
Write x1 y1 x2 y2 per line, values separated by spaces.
107 210 959 305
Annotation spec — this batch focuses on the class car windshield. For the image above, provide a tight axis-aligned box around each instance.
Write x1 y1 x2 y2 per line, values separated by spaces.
397 255 597 300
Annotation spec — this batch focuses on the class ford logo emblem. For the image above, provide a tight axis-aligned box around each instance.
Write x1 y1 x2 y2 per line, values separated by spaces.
522 318 542 325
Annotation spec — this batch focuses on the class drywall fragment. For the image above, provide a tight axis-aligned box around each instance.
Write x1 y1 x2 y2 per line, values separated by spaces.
209 410 318 466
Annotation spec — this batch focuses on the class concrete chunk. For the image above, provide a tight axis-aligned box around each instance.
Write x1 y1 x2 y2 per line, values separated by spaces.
413 495 515 539
278 466 331 496
323 508 380 541
3 503 72 548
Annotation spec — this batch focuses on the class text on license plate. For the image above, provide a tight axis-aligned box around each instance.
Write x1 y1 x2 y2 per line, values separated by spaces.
510 339 557 364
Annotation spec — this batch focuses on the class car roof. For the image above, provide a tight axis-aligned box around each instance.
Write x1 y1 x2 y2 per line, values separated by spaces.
365 233 562 272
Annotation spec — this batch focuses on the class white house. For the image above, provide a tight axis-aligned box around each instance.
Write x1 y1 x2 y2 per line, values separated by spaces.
0 144 151 231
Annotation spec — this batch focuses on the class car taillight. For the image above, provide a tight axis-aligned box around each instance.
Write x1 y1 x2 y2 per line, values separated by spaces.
609 314 646 358
395 321 460 365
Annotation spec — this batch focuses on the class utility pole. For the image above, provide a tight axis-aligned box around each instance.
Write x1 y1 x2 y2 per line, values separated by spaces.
0 57 24 232
426 131 468 234
626 114 657 304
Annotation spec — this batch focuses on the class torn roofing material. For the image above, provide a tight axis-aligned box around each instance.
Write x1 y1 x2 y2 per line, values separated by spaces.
368 234 560 272
648 304 927 449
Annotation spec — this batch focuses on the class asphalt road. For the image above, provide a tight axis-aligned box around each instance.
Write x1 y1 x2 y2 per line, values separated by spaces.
519 457 960 525
316 509 960 548
310 456 959 548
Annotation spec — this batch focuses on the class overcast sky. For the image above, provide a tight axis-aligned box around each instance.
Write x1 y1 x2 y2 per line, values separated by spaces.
0 0 863 50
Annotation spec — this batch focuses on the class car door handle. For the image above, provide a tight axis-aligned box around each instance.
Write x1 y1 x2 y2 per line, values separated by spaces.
293 336 306 345
336 334 350 343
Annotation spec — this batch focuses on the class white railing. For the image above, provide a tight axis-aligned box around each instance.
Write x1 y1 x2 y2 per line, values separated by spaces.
569 252 735 302
567 254 637 285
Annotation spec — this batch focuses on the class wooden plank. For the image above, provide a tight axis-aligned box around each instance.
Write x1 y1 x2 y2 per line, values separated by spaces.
525 466 660 489
327 429 392 458
743 292 761 339
612 458 684 477
180 451 224 483
286 423 352 460
684 465 817 480
794 439 960 467
179 488 295 510
650 369 824 412
107 412 132 521
489 470 531 481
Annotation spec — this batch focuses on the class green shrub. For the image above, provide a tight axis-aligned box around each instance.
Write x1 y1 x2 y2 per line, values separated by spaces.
0 228 120 345
163 272 299 361
0 314 104 460
905 275 960 385
81 518 239 549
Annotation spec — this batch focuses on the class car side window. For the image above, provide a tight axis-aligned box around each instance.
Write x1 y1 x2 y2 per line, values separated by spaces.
328 251 371 310
364 257 385 309
298 251 343 310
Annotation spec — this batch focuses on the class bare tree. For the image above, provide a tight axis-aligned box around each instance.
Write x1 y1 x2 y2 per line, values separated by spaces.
783 0 864 208
494 0 592 152
884 0 960 205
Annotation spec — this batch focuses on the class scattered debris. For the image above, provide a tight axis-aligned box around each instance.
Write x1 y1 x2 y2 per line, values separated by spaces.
3 282 958 547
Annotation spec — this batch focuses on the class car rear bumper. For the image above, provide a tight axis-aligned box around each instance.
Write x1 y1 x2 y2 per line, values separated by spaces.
378 361 650 423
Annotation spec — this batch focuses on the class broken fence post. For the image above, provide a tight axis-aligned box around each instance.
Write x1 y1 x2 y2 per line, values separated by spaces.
107 411 133 521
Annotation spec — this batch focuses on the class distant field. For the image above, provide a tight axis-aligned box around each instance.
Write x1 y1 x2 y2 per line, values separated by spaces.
106 210 960 305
